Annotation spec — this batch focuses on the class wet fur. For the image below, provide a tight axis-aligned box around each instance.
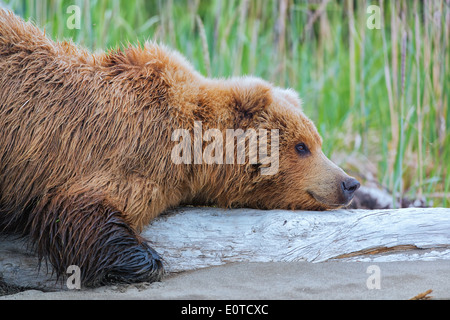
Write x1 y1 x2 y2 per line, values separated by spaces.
0 11 350 286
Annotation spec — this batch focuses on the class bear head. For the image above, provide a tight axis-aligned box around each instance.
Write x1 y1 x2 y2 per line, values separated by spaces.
204 77 361 211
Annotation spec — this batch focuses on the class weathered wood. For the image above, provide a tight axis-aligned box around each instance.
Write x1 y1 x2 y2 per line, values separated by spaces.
0 238 66 292
1 207 449 291
143 207 450 271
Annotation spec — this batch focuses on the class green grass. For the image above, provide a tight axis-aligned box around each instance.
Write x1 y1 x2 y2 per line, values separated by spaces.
3 0 449 207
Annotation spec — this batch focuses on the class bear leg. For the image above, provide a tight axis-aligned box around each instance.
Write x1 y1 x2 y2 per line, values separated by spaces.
27 190 164 287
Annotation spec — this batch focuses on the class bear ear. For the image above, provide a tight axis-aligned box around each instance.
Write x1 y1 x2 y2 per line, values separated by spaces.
230 77 273 119
274 87 303 110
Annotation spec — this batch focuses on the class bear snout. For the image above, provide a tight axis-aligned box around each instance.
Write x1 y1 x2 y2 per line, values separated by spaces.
341 177 360 202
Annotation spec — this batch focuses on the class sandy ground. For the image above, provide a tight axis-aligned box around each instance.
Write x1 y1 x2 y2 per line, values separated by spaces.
1 260 449 300
1 207 449 300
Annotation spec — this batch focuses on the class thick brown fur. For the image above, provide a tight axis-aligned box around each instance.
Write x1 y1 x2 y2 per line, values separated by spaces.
0 11 358 286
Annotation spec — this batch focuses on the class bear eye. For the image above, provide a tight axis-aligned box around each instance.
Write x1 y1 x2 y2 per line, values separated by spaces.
295 143 310 156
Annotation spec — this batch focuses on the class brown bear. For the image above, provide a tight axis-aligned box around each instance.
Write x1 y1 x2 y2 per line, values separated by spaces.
0 11 359 286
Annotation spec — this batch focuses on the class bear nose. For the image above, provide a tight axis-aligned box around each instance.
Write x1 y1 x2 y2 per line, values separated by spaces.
341 177 360 200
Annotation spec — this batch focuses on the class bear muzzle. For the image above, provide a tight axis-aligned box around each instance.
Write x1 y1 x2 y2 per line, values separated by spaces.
305 152 361 209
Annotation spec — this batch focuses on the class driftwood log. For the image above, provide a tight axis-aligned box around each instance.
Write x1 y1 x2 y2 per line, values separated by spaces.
1 207 449 292
145 207 450 271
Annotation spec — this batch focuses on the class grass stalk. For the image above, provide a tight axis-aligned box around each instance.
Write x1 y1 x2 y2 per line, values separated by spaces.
2 0 448 207
196 15 211 77
414 0 423 199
